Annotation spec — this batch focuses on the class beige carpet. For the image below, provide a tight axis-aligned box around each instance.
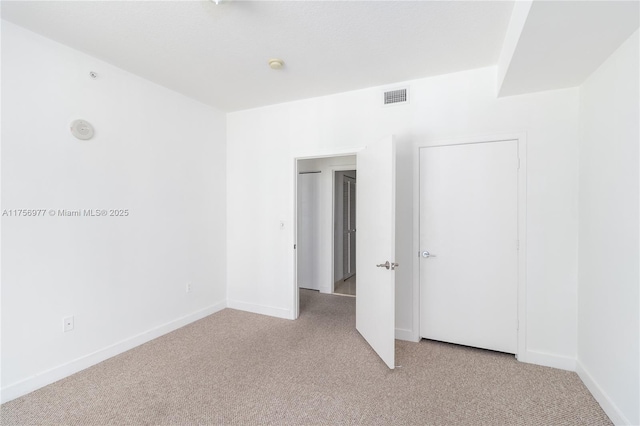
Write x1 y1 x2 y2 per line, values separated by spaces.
2 290 611 425
334 275 356 296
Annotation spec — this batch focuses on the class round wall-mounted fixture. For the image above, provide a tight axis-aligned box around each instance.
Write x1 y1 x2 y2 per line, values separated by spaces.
70 119 94 140
268 59 284 70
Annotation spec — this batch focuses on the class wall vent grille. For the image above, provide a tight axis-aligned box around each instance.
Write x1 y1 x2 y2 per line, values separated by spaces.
383 88 408 106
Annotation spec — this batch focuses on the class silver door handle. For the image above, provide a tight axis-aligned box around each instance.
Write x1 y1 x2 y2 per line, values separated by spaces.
376 261 390 269
376 261 399 270
421 251 436 258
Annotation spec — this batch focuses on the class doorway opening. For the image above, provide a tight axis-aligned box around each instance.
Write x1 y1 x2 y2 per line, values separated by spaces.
295 156 357 313
293 136 396 369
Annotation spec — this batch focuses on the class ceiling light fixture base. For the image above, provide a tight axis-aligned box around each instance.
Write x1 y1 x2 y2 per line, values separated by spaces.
268 59 284 70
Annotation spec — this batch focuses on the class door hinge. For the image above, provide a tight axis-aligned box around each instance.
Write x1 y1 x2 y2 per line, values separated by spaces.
294 244 296 249
517 157 521 169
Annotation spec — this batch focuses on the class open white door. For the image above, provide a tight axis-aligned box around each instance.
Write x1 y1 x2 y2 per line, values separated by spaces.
356 136 396 369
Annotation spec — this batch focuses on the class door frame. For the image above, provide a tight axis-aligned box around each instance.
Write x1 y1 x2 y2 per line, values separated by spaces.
331 165 357 293
293 148 362 320
413 133 527 358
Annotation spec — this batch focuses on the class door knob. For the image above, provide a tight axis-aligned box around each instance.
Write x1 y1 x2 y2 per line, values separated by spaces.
422 251 436 258
376 261 399 270
376 261 390 269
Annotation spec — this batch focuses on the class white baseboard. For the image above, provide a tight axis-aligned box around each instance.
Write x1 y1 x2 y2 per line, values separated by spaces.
0 300 226 404
227 299 292 320
576 360 631 425
518 350 576 371
395 328 419 342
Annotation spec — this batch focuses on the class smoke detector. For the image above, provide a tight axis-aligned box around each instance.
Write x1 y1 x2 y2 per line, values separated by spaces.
70 119 94 140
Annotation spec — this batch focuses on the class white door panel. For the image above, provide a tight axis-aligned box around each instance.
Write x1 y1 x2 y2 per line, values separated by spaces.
356 136 396 369
420 140 518 354
297 173 320 291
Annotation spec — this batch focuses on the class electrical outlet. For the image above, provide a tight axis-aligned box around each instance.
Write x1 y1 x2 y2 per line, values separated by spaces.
186 282 192 293
63 316 74 332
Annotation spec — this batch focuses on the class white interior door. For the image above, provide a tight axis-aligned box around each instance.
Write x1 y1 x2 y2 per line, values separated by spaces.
419 140 518 354
356 136 396 369
297 172 320 290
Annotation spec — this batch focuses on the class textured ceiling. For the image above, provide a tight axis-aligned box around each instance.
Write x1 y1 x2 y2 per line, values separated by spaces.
1 1 514 111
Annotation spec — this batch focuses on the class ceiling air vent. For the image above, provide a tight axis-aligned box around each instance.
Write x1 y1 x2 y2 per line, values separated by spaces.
383 87 409 106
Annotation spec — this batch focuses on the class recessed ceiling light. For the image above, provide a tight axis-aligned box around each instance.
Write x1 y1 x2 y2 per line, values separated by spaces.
268 59 284 70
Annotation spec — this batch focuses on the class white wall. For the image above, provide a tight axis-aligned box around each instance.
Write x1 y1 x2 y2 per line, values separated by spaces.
577 30 639 426
1 22 227 402
227 65 580 366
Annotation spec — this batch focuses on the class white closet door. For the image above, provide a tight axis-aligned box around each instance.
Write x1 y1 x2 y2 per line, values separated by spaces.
297 173 320 290
419 140 518 354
